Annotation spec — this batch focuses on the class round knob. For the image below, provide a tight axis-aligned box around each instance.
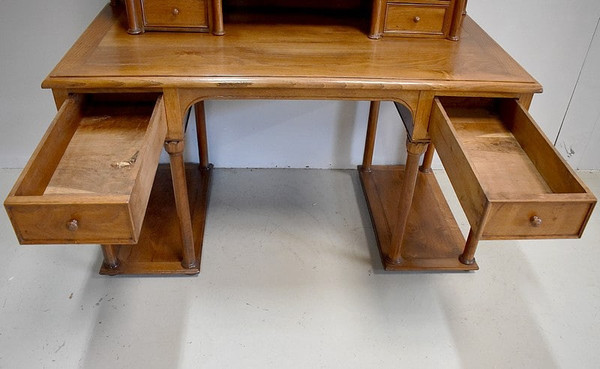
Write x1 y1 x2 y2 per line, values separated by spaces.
172 8 180 16
530 216 542 227
413 16 421 23
66 219 79 232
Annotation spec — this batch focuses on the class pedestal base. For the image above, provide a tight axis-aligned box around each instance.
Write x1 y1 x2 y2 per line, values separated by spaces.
359 165 478 271
100 164 212 275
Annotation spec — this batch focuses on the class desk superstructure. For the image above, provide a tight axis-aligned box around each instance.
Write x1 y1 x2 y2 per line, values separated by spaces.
4 4 596 275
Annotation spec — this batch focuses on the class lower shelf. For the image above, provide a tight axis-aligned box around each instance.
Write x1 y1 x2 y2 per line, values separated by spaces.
99 164 212 275
359 165 478 271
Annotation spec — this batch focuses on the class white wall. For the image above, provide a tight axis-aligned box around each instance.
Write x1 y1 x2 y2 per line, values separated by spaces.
556 19 600 170
2 0 599 169
0 0 107 168
468 0 600 150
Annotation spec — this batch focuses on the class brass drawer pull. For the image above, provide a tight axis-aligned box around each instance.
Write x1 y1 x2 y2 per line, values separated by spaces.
530 216 542 227
67 219 79 232
413 16 421 23
172 8 180 16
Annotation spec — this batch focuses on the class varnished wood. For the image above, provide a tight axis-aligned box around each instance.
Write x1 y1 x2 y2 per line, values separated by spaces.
369 0 386 39
101 244 120 269
194 101 210 168
430 97 596 262
459 228 479 265
164 140 197 269
362 101 381 171
123 0 462 40
412 90 436 140
383 2 450 38
518 93 534 110
211 0 224 35
359 165 477 271
448 0 466 40
43 7 541 96
142 0 209 32
163 88 186 141
4 95 166 245
386 139 428 265
51 90 69 110
124 0 144 34
419 143 435 173
100 164 211 275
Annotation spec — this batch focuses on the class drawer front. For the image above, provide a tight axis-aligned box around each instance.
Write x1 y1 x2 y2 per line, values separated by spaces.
4 94 167 245
6 202 133 245
430 97 596 239
483 201 595 239
142 0 208 28
384 3 449 36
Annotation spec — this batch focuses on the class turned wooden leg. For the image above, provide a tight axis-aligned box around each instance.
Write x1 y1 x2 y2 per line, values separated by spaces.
449 0 467 40
124 0 144 34
368 0 386 39
164 140 197 269
101 245 120 269
211 0 224 35
194 102 210 169
459 227 482 265
386 139 428 264
362 101 381 171
419 143 435 173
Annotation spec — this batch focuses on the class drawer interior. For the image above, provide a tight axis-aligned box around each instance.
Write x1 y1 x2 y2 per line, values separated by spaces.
15 95 160 198
437 97 589 199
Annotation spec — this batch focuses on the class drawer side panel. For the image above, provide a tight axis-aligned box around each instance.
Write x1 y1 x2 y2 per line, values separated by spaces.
129 96 168 237
429 98 488 230
502 99 591 195
11 96 83 197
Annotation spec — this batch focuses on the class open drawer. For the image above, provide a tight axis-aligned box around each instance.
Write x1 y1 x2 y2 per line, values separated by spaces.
4 94 167 245
430 97 596 245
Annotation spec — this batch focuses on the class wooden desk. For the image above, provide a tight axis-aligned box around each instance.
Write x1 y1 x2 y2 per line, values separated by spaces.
4 5 595 275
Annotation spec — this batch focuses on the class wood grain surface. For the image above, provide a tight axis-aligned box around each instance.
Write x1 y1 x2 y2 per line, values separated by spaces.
43 5 541 93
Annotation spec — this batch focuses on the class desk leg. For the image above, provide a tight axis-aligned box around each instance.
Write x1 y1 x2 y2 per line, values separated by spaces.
419 143 435 173
101 245 120 269
385 139 428 265
165 140 197 269
459 228 481 265
362 101 381 171
194 102 210 169
359 140 477 270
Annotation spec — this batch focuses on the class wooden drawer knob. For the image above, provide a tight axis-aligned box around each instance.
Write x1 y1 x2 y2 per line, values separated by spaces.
413 16 421 23
530 215 542 227
172 8 180 16
66 219 79 232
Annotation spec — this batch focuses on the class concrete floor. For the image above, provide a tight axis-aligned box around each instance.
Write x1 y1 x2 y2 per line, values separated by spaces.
0 168 598 368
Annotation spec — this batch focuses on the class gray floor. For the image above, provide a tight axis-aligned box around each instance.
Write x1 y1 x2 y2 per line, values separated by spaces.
0 168 598 369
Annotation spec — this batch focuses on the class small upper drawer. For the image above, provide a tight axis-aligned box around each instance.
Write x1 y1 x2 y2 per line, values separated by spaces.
384 2 450 36
430 97 596 240
4 94 167 245
142 0 208 29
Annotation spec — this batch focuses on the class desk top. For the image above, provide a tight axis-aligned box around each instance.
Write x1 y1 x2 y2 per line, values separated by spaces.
43 6 541 94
